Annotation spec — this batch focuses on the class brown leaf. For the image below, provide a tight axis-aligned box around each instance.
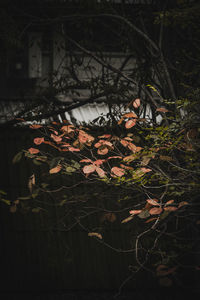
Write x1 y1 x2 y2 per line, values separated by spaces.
88 232 102 239
178 201 189 208
159 277 172 287
28 174 35 193
156 107 170 113
121 215 134 224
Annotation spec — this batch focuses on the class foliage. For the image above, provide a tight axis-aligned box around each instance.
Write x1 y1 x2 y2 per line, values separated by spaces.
11 95 200 290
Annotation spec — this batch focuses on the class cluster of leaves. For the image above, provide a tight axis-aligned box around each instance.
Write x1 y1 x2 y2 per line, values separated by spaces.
9 96 200 289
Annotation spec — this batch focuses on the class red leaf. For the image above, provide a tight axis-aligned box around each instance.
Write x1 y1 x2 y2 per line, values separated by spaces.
83 164 96 174
149 207 163 215
132 98 141 108
111 167 125 177
28 148 40 154
49 165 62 174
34 137 44 145
125 119 137 129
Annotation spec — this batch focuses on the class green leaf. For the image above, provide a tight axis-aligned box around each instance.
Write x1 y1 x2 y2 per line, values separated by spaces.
138 209 150 219
0 199 11 205
32 207 42 213
12 151 23 164
0 190 7 195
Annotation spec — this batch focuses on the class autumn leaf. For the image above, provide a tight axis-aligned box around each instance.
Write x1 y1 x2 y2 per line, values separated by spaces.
28 148 40 154
88 232 102 239
78 130 94 144
111 167 125 177
140 167 152 173
125 119 137 129
121 215 134 224
95 167 106 178
29 124 42 129
108 156 122 160
68 147 80 152
165 200 175 206
34 137 44 145
123 112 138 119
61 125 74 133
94 159 106 166
146 199 160 206
149 207 163 215
164 206 178 212
97 147 109 155
51 134 62 143
49 165 62 174
178 201 189 208
83 164 96 174
132 98 141 108
156 107 170 113
98 134 111 139
159 155 173 161
129 210 142 215
145 217 158 223
80 159 93 163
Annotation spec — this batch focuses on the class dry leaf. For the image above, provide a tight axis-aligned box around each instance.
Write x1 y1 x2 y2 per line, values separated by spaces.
88 232 102 239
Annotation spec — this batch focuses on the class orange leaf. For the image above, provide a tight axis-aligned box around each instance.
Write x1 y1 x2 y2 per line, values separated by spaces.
34 137 44 145
129 210 142 215
83 164 96 174
49 165 61 174
98 134 111 139
149 207 163 215
88 232 102 239
132 98 141 108
145 217 158 223
140 167 152 173
123 112 138 119
51 134 62 143
165 200 175 206
178 201 189 208
94 159 106 166
164 206 177 212
97 147 108 155
29 124 42 129
108 156 122 160
146 199 160 206
125 119 136 129
95 167 106 178
28 148 40 154
78 130 94 144
80 159 93 163
61 125 74 133
68 147 80 152
111 167 125 177
156 107 169 113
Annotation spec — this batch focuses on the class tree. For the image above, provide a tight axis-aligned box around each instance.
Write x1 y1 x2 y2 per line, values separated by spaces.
10 94 200 292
